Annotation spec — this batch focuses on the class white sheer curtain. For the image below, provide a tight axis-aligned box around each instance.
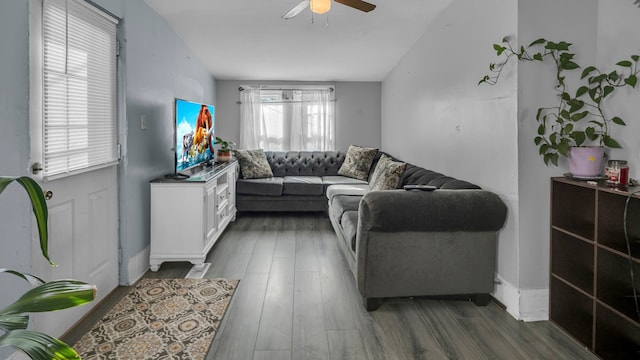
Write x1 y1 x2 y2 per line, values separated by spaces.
239 86 335 151
239 88 263 149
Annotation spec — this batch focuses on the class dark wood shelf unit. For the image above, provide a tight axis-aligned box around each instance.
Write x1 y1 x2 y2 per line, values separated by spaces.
551 179 596 240
596 247 640 323
550 276 594 346
551 229 594 293
550 177 640 360
597 190 640 259
595 304 640 360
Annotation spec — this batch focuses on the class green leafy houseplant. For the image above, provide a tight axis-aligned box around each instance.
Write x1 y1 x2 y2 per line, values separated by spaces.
214 137 234 152
0 176 96 359
214 137 235 162
479 36 640 166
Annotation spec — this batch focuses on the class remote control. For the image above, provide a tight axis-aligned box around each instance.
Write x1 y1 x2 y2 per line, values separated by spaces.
403 184 437 191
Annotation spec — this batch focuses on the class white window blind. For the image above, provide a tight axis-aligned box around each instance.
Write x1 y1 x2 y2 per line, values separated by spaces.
42 0 118 179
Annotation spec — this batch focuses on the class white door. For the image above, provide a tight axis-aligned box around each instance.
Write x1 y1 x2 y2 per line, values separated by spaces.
28 0 120 337
30 167 119 337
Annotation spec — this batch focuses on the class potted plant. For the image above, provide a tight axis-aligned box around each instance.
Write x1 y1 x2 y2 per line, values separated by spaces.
479 36 640 177
214 137 235 162
0 176 96 359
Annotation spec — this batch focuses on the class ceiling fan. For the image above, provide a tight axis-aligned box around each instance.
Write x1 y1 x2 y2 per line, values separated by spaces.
282 0 376 20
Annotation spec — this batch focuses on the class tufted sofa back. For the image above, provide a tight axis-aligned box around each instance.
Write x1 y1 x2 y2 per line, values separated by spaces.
400 164 481 189
252 150 479 189
372 152 481 190
265 151 346 177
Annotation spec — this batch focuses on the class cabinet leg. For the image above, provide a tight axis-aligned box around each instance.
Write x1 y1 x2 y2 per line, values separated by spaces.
150 264 160 272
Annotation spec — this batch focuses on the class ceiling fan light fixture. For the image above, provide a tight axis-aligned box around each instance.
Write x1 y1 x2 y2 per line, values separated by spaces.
310 0 331 14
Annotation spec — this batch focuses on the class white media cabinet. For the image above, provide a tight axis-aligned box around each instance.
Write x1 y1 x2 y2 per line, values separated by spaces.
149 160 238 271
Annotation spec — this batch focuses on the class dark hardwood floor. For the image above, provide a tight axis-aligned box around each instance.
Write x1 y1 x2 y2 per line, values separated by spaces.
63 212 598 360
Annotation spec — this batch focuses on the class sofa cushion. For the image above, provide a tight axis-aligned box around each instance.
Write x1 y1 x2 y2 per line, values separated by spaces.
283 176 324 196
329 194 361 221
234 149 274 179
322 176 367 195
369 154 406 191
322 176 367 192
236 177 283 196
341 211 359 251
337 145 378 181
326 184 369 202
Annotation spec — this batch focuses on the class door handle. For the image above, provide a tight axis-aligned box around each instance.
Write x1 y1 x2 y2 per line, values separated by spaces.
31 162 43 175
44 190 53 200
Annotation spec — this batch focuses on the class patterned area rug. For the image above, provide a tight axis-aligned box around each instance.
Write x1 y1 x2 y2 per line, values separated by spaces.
74 278 238 359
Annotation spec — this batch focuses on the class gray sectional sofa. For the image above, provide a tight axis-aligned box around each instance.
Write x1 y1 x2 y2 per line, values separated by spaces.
327 164 507 310
236 151 365 212
235 150 508 310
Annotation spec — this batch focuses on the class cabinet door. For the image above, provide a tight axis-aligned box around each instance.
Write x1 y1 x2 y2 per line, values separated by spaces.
205 182 218 242
228 165 237 210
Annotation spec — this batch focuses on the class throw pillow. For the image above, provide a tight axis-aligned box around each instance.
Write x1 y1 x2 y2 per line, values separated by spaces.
337 145 378 181
234 149 274 179
369 154 406 191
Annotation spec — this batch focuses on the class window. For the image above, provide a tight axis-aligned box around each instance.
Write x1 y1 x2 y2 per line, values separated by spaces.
38 0 118 179
239 86 335 151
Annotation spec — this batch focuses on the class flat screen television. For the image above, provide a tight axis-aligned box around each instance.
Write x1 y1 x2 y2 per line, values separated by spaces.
174 98 215 175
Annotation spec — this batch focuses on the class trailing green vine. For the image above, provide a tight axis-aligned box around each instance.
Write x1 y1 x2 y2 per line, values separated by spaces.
479 36 640 166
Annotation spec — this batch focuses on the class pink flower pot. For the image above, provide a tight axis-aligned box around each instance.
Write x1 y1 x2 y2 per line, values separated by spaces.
568 146 605 177
217 151 232 162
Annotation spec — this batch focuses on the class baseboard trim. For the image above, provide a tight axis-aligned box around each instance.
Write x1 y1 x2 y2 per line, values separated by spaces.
126 246 150 285
493 275 520 320
492 275 549 322
519 288 549 322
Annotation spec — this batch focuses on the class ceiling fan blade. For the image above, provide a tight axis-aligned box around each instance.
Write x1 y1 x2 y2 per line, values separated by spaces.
334 0 376 12
282 0 310 19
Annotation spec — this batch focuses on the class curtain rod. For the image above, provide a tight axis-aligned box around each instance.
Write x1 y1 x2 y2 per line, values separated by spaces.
238 86 334 92
236 99 337 104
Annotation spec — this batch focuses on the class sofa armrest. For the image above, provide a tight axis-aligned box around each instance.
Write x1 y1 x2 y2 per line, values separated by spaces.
359 189 507 232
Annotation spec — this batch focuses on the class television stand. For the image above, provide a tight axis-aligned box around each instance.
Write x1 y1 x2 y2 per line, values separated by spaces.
163 172 190 179
149 160 238 271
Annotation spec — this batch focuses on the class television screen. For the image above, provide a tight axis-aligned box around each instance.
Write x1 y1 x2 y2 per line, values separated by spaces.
175 99 215 173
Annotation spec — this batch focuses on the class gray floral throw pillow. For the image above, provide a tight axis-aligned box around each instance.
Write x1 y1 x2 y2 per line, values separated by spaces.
337 145 378 181
369 154 406 190
234 149 273 179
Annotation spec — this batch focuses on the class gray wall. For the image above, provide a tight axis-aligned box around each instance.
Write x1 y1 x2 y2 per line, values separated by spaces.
381 0 519 306
0 2 34 357
517 0 598 292
516 0 640 292
216 80 382 152
90 0 217 284
0 0 32 359
381 0 640 319
596 1 640 173
0 0 217 296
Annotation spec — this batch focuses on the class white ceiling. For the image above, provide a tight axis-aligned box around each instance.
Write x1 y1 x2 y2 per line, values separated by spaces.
143 0 452 82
